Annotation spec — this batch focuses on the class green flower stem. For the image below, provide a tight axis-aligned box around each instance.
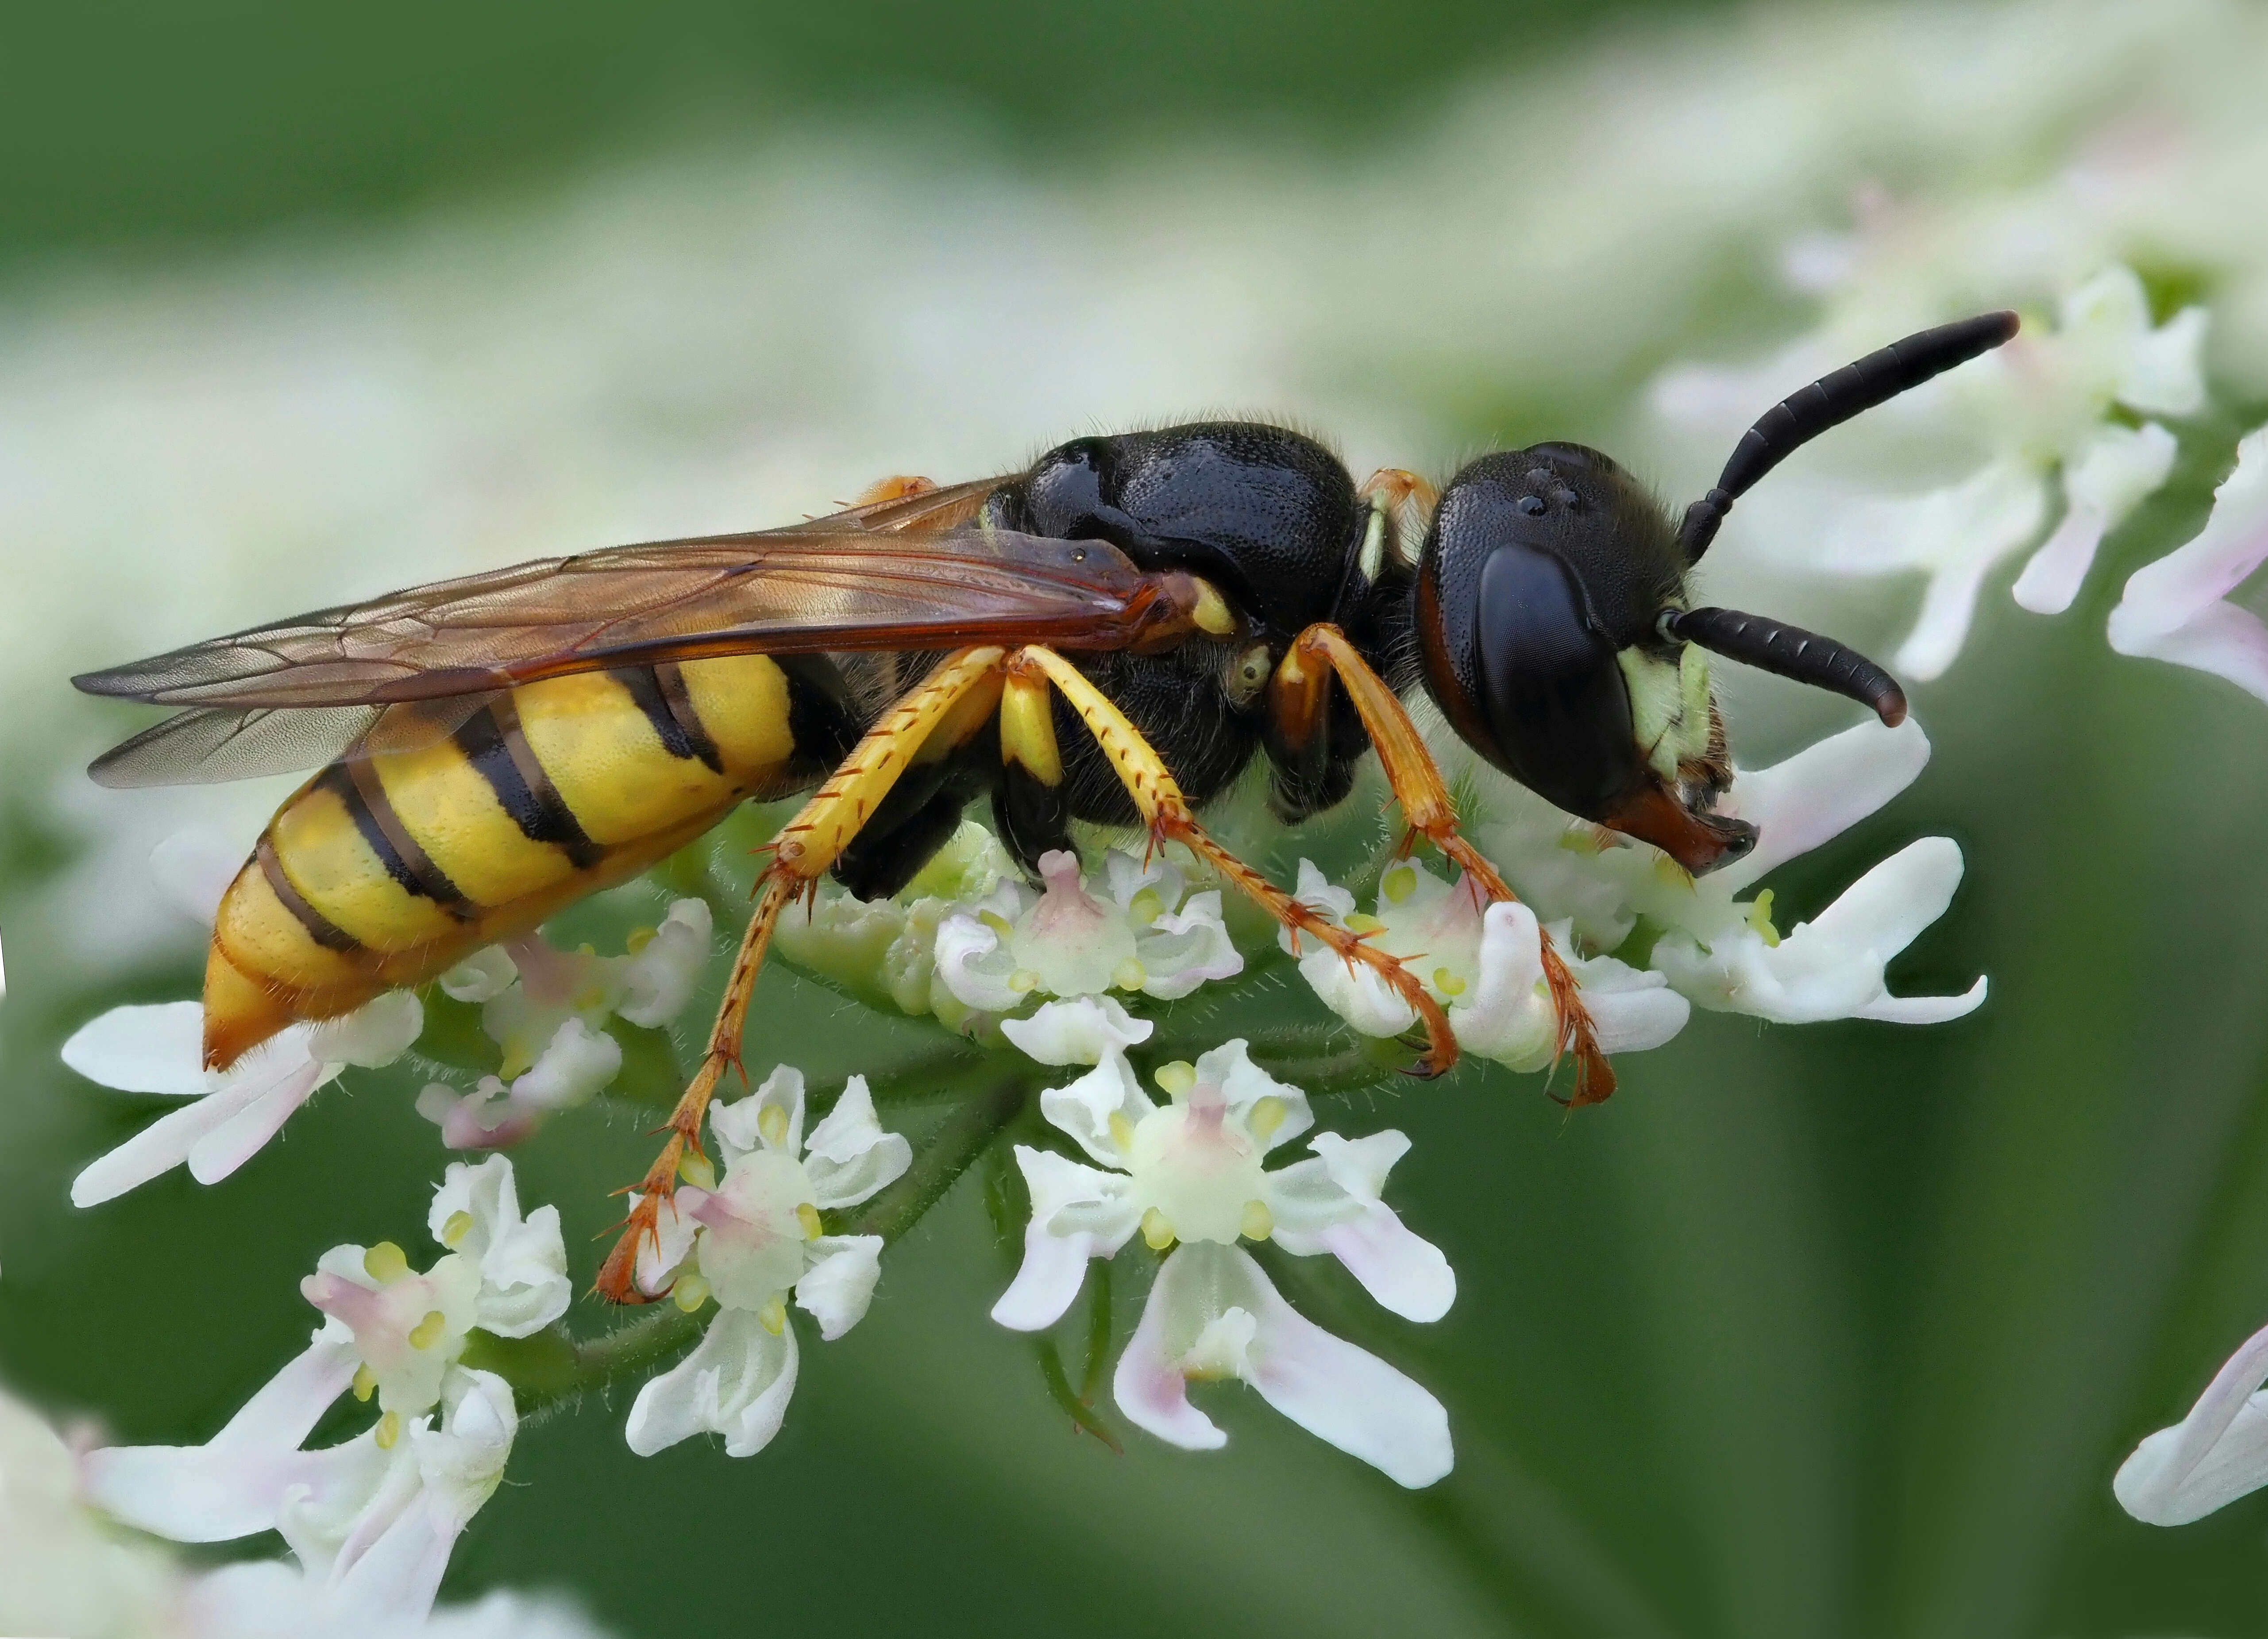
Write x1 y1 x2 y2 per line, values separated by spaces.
517 1070 1032 1420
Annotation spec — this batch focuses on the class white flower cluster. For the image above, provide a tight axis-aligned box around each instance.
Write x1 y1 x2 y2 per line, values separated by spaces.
79 1156 572 1632
417 897 717 1148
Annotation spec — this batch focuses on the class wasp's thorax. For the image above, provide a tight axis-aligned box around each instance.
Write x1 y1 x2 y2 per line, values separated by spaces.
1413 443 1756 874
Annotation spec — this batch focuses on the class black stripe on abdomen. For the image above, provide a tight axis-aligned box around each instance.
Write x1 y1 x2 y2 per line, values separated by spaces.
637 663 724 774
454 698 606 870
329 762 474 920
257 834 362 953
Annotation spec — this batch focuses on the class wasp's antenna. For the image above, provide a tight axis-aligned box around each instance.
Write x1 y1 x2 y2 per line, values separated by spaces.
1678 310 2021 564
1662 606 1908 726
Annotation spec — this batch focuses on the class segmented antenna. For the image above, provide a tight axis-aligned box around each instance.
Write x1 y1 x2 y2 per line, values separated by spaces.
1662 606 1908 726
1678 310 2021 563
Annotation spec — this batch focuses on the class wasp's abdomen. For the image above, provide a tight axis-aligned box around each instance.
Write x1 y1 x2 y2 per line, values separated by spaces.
202 655 820 1067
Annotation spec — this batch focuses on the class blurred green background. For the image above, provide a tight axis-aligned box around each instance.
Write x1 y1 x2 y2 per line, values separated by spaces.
8 3 2268 1638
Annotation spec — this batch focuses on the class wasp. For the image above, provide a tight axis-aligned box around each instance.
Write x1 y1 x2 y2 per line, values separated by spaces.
76 310 2017 1300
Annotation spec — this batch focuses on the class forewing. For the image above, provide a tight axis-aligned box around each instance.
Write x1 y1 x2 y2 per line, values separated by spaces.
75 518 1169 714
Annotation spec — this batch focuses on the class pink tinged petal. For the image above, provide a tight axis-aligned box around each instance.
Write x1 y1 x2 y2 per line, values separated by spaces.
1715 718 1931 894
625 1308 798 1459
1000 994 1155 1067
794 1235 883 1340
2115 1318 2268 1526
1037 1053 1154 1168
1319 1205 1456 1324
187 1058 328 1185
308 991 422 1068
150 827 242 927
990 1146 1131 1331
2111 427 2268 703
1111 1248 1229 1452
61 1002 211 1094
80 1337 359 1540
2014 422 2179 614
802 1077 912 1210
416 1081 540 1150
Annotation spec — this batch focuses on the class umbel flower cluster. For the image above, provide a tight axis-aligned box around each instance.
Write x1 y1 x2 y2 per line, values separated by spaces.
50 678 1997 1627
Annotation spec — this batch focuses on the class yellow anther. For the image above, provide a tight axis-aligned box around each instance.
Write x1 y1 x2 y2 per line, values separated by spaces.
1154 1060 1197 1097
351 1363 378 1403
1127 887 1166 927
796 1202 825 1240
1241 1199 1275 1241
1141 1207 1177 1251
1652 853 1695 891
1746 889 1782 948
571 982 608 1012
1433 966 1467 998
1381 865 1417 904
1008 968 1041 994
498 1035 536 1081
757 1102 791 1148
625 925 659 954
1344 912 1385 935
1111 957 1148 992
576 943 598 958
1249 1096 1286 1142
757 1294 788 1336
440 1210 474 1248
1557 827 1604 856
374 1411 402 1451
678 1149 717 1191
671 1272 712 1312
1104 1113 1137 1156
363 1242 409 1284
407 1309 447 1351
979 909 1014 937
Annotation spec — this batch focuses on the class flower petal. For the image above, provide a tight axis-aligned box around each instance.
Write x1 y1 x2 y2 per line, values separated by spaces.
2110 425 2268 705
990 1146 1134 1331
69 1082 257 1206
507 1017 621 1111
1000 994 1156 1066
187 1058 328 1185
617 899 714 1028
794 1235 884 1340
2115 1318 2268 1526
1196 1039 1312 1150
1110 1247 1229 1453
2013 420 2178 614
438 947 518 1004
428 1155 571 1337
801 1077 912 1210
1036 1053 1155 1168
149 827 242 927
307 991 423 1068
711 1064 805 1162
1713 717 1932 895
61 1002 211 1095
625 1308 798 1459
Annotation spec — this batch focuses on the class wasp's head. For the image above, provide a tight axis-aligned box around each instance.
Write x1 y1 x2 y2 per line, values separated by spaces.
1414 442 1760 873
1409 312 2021 874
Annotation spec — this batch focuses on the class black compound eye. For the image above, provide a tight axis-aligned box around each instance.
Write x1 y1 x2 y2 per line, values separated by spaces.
1516 494 1547 517
1474 544 1646 819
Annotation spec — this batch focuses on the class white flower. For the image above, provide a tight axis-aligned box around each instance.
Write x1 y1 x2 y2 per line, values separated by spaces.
625 1066 912 1458
417 898 714 1149
992 1040 1454 1487
935 846 1244 1014
66 991 422 1206
2115 1316 2268 1526
1468 716 1986 1028
1653 264 2206 678
81 1156 566 1630
2109 424 2268 706
1280 858 1689 1070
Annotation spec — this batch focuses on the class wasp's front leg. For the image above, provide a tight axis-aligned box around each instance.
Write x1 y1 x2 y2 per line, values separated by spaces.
594 646 1009 1303
1006 646 1460 1077
1278 623 1616 1105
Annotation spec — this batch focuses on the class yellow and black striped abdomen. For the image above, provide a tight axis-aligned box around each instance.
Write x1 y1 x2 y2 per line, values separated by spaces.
202 654 833 1067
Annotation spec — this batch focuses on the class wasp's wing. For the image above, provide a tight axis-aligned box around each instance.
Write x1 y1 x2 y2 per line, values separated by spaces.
77 499 1192 785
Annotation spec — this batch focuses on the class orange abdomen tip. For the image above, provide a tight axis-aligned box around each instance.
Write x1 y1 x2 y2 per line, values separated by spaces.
201 943 300 1071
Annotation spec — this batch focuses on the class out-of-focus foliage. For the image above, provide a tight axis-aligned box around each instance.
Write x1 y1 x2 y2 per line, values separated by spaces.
8 4 2268 1638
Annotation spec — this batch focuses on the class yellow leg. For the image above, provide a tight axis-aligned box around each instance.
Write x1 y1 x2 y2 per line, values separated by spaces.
596 646 1009 1302
1286 624 1614 1104
1010 646 1460 1077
